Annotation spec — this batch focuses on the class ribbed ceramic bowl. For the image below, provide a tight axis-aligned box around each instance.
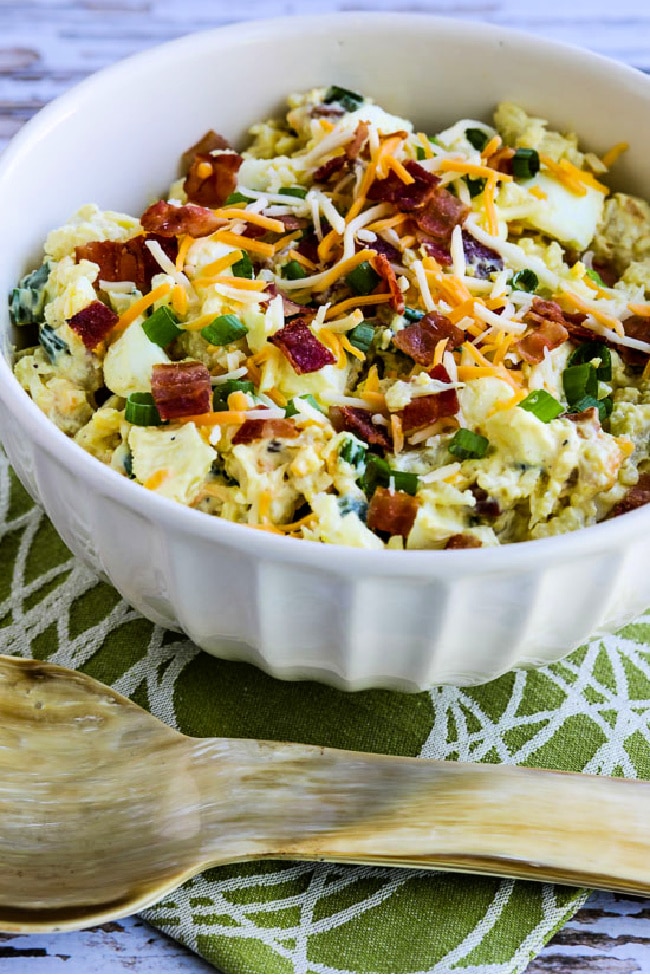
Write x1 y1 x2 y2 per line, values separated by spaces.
2 14 650 691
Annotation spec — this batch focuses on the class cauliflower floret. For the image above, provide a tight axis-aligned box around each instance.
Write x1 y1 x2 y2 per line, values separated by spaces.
304 494 383 549
103 320 170 398
592 193 650 275
493 102 585 167
14 352 92 435
75 406 124 464
129 423 215 506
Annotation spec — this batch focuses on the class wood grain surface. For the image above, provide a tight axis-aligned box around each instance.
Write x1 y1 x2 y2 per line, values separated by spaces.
2 1 650 972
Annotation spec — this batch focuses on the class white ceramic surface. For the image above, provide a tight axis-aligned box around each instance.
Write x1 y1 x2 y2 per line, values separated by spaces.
1 13 650 691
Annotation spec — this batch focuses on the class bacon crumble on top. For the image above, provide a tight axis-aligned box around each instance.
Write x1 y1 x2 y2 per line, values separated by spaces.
232 418 299 445
269 318 337 374
367 486 420 538
141 201 225 238
329 406 392 452
183 151 243 208
180 130 232 175
393 312 464 366
150 361 211 420
370 252 404 314
67 300 119 350
399 364 460 435
76 234 178 294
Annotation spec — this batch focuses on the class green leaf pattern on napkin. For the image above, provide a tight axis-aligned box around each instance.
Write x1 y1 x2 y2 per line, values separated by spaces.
8 450 650 973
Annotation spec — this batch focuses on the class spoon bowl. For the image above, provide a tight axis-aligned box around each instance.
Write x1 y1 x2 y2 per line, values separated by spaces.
3 654 650 933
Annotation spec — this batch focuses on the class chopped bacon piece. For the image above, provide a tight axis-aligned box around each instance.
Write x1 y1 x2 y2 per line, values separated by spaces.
67 300 118 350
371 252 404 314
311 104 345 119
180 130 231 175
232 418 299 445
269 318 336 374
295 231 320 265
393 312 463 365
619 316 650 367
606 472 650 519
400 364 459 434
368 160 440 210
419 239 453 265
313 155 347 183
445 533 482 549
274 214 308 232
141 200 224 238
411 188 469 243
367 486 419 538
329 406 392 452
345 120 370 162
565 406 600 426
264 282 311 319
183 150 243 207
592 259 618 288
151 361 211 420
471 486 500 518
76 234 178 293
371 236 401 264
516 296 572 364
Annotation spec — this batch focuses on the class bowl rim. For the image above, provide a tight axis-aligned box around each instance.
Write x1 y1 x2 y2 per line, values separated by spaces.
1 10 650 577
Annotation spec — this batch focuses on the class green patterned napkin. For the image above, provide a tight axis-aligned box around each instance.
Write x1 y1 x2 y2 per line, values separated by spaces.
6 448 650 974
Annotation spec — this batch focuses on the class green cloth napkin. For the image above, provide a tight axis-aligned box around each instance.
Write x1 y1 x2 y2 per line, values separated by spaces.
6 450 650 974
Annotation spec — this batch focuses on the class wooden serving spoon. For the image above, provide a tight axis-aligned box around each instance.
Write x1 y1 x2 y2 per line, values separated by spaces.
1 654 650 934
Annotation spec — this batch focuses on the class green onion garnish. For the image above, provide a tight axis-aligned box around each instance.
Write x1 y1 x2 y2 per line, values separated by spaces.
568 394 612 423
519 389 564 423
403 307 424 323
124 392 163 426
416 146 426 161
512 148 540 180
563 362 599 406
511 269 539 293
465 127 489 152
346 260 380 295
448 428 490 460
339 437 367 469
285 394 325 417
567 341 612 381
232 252 254 279
586 268 606 287
324 85 364 112
347 322 375 353
281 259 307 280
279 185 308 199
213 379 255 410
361 455 419 497
142 305 182 348
465 176 486 198
224 191 253 205
200 314 248 346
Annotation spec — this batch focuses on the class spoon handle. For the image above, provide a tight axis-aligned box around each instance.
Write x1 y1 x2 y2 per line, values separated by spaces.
193 739 650 894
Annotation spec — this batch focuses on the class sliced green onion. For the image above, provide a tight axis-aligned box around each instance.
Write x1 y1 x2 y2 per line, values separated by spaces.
281 259 307 280
568 394 612 423
347 322 375 353
213 379 255 410
285 394 325 417
224 191 253 205
361 455 419 497
512 148 540 180
416 146 426 161
39 324 69 363
339 437 367 469
279 185 308 199
125 392 163 426
142 305 182 347
519 389 564 422
10 261 50 325
465 127 489 152
346 260 380 296
586 268 606 287
511 269 539 293
200 314 248 346
448 428 490 460
403 307 424 323
567 341 612 381
232 252 254 279
563 362 598 406
465 176 486 198
324 85 364 112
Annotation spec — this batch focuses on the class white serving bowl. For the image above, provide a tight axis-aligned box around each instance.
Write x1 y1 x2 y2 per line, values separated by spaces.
2 14 650 691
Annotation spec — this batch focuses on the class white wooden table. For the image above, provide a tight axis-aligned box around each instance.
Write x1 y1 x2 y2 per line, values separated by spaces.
3 2 650 971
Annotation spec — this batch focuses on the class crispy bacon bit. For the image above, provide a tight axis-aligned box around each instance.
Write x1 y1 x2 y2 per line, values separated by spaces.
411 189 469 243
606 472 650 519
329 406 392 452
371 236 401 264
275 214 307 232
313 155 347 183
295 231 320 265
232 418 298 445
393 312 463 365
180 130 231 175
565 406 600 425
462 232 503 278
592 259 618 288
183 150 243 207
471 486 500 518
400 364 459 434
76 234 178 293
269 318 336 374
516 296 571 364
367 486 419 538
419 239 453 265
141 200 224 238
345 120 370 162
151 361 211 420
368 159 440 210
67 300 118 350
619 316 650 367
311 104 345 119
371 252 404 314
445 533 482 549
264 282 311 319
